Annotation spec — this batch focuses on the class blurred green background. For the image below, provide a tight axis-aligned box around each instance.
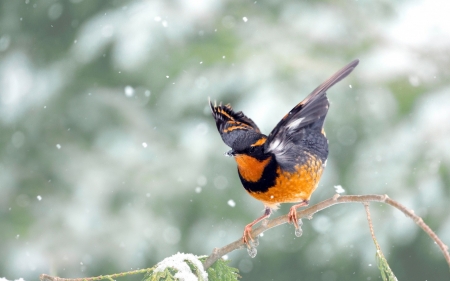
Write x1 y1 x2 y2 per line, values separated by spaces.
1 0 450 280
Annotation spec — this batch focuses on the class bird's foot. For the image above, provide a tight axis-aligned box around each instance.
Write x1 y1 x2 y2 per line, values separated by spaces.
242 207 272 246
243 224 259 258
242 224 254 246
288 200 309 229
288 207 300 228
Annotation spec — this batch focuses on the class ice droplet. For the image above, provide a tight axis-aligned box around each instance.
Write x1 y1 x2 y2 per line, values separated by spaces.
56 144 61 149
142 142 147 148
295 219 303 237
243 17 248 22
247 246 257 258
227 199 236 207
249 237 259 247
37 195 42 201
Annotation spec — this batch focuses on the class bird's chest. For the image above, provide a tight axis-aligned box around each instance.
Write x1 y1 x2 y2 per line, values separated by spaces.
243 155 324 206
235 154 271 183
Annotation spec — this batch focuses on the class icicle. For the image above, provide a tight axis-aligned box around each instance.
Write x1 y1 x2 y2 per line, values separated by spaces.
249 237 259 248
294 219 303 237
247 246 257 258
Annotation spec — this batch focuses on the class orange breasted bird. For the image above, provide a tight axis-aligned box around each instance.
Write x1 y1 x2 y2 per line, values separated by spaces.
210 59 359 244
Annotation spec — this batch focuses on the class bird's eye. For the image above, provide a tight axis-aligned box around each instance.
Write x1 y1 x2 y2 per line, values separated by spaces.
249 146 256 154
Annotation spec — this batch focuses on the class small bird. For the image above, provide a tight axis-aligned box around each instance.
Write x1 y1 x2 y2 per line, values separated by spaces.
210 59 359 244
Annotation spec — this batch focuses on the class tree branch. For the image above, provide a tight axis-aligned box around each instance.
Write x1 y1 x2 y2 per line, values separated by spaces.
40 194 450 281
202 194 450 270
40 268 151 281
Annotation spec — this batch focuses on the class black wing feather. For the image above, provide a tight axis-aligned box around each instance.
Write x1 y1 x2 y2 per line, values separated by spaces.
265 59 359 155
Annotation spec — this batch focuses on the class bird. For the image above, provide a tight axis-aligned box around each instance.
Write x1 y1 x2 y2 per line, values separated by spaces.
209 59 359 244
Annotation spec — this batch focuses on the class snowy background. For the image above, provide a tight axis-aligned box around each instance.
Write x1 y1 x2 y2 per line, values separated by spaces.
1 0 450 280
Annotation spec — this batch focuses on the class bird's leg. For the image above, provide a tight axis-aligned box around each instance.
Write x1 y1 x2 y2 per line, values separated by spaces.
288 200 309 229
243 207 272 245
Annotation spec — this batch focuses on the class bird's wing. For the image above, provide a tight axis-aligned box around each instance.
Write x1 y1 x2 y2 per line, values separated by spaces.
265 59 359 163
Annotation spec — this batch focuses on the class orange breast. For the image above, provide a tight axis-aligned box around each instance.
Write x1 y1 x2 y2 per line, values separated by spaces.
248 156 324 209
235 154 271 182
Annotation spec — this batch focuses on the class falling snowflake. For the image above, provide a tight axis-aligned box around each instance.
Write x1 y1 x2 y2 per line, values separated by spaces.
124 85 134 97
334 185 345 194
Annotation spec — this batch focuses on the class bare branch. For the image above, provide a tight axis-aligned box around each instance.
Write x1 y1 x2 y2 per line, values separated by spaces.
203 194 450 270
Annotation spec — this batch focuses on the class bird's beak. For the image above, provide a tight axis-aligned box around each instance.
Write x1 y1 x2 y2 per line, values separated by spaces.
225 150 235 157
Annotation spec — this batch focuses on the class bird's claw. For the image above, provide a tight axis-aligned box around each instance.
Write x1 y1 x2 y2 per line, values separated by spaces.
242 225 254 246
288 207 299 229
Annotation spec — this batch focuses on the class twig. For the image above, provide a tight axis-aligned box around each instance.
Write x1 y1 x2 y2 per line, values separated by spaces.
203 194 450 270
40 268 152 281
363 203 376 243
364 203 397 281
384 196 450 266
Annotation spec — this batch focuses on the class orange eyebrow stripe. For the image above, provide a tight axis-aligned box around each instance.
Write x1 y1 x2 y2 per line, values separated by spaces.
251 137 267 147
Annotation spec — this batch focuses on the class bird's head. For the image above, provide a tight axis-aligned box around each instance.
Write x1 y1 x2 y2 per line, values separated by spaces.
226 133 268 161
